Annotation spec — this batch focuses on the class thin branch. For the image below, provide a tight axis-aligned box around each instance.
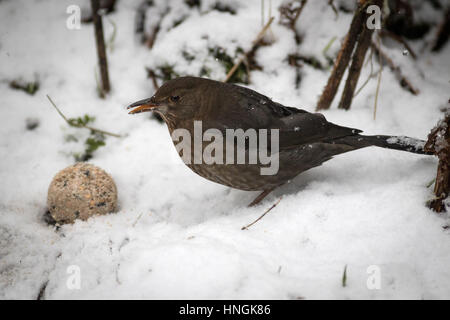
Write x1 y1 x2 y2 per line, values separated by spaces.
371 39 419 96
254 16 275 45
379 29 417 59
91 0 111 96
431 7 450 52
338 16 376 110
132 212 144 228
242 196 282 230
279 0 308 88
427 178 436 189
353 47 376 98
373 34 383 120
328 0 338 19
146 67 160 90
146 7 170 49
279 0 307 44
322 36 337 58
106 17 117 53
279 0 307 30
269 0 272 24
291 0 306 27
225 16 274 83
316 1 368 110
46 95 121 138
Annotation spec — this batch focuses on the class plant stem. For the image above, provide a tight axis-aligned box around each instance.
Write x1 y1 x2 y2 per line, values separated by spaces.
373 34 383 120
46 95 121 138
225 16 274 83
242 196 282 230
91 0 111 97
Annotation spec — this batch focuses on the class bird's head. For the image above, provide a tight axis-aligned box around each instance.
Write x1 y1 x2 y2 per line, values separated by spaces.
127 76 214 122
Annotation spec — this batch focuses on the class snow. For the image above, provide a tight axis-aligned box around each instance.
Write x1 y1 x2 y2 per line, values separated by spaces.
386 136 426 151
1 0 450 299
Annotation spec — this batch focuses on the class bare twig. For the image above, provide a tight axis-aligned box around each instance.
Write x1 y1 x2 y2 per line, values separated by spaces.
322 36 337 59
328 0 338 19
279 0 308 88
427 178 436 189
291 0 306 28
279 0 307 30
241 196 282 230
379 29 417 59
36 280 49 300
132 212 144 228
106 17 117 53
338 15 376 110
316 1 369 111
342 265 348 287
225 16 274 83
353 47 377 98
46 95 121 138
268 0 272 26
146 7 170 49
135 0 151 39
373 35 383 120
91 0 111 97
371 39 419 96
431 7 450 52
279 0 307 44
146 67 160 90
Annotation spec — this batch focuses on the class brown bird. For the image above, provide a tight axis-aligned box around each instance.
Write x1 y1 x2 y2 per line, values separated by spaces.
127 76 430 206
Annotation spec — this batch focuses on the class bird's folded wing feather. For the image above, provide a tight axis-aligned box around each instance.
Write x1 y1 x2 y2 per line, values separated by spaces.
213 85 362 150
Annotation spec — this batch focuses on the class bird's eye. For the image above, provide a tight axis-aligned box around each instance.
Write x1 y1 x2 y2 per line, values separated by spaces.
170 95 180 103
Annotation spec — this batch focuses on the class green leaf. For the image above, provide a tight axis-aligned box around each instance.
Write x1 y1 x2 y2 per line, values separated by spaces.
68 114 96 127
85 136 105 154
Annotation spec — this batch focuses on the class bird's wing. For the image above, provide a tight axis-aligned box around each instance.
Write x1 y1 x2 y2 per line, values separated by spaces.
213 84 309 127
223 84 362 149
275 112 362 150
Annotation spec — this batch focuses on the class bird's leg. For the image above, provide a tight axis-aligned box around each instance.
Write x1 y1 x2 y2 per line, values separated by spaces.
248 188 275 207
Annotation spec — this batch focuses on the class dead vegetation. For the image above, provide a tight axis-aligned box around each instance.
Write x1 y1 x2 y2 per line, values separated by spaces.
425 113 450 213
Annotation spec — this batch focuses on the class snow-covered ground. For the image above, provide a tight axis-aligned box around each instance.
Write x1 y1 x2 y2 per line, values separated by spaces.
1 0 449 299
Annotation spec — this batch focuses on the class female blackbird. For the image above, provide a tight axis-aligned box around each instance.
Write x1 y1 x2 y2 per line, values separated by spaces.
128 77 430 206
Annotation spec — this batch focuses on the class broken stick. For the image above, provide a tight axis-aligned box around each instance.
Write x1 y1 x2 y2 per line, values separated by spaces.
225 16 274 83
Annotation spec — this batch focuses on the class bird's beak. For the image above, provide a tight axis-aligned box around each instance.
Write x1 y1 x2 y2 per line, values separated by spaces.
127 98 160 114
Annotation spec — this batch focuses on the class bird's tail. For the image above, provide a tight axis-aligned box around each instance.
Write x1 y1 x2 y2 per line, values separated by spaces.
333 134 432 155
